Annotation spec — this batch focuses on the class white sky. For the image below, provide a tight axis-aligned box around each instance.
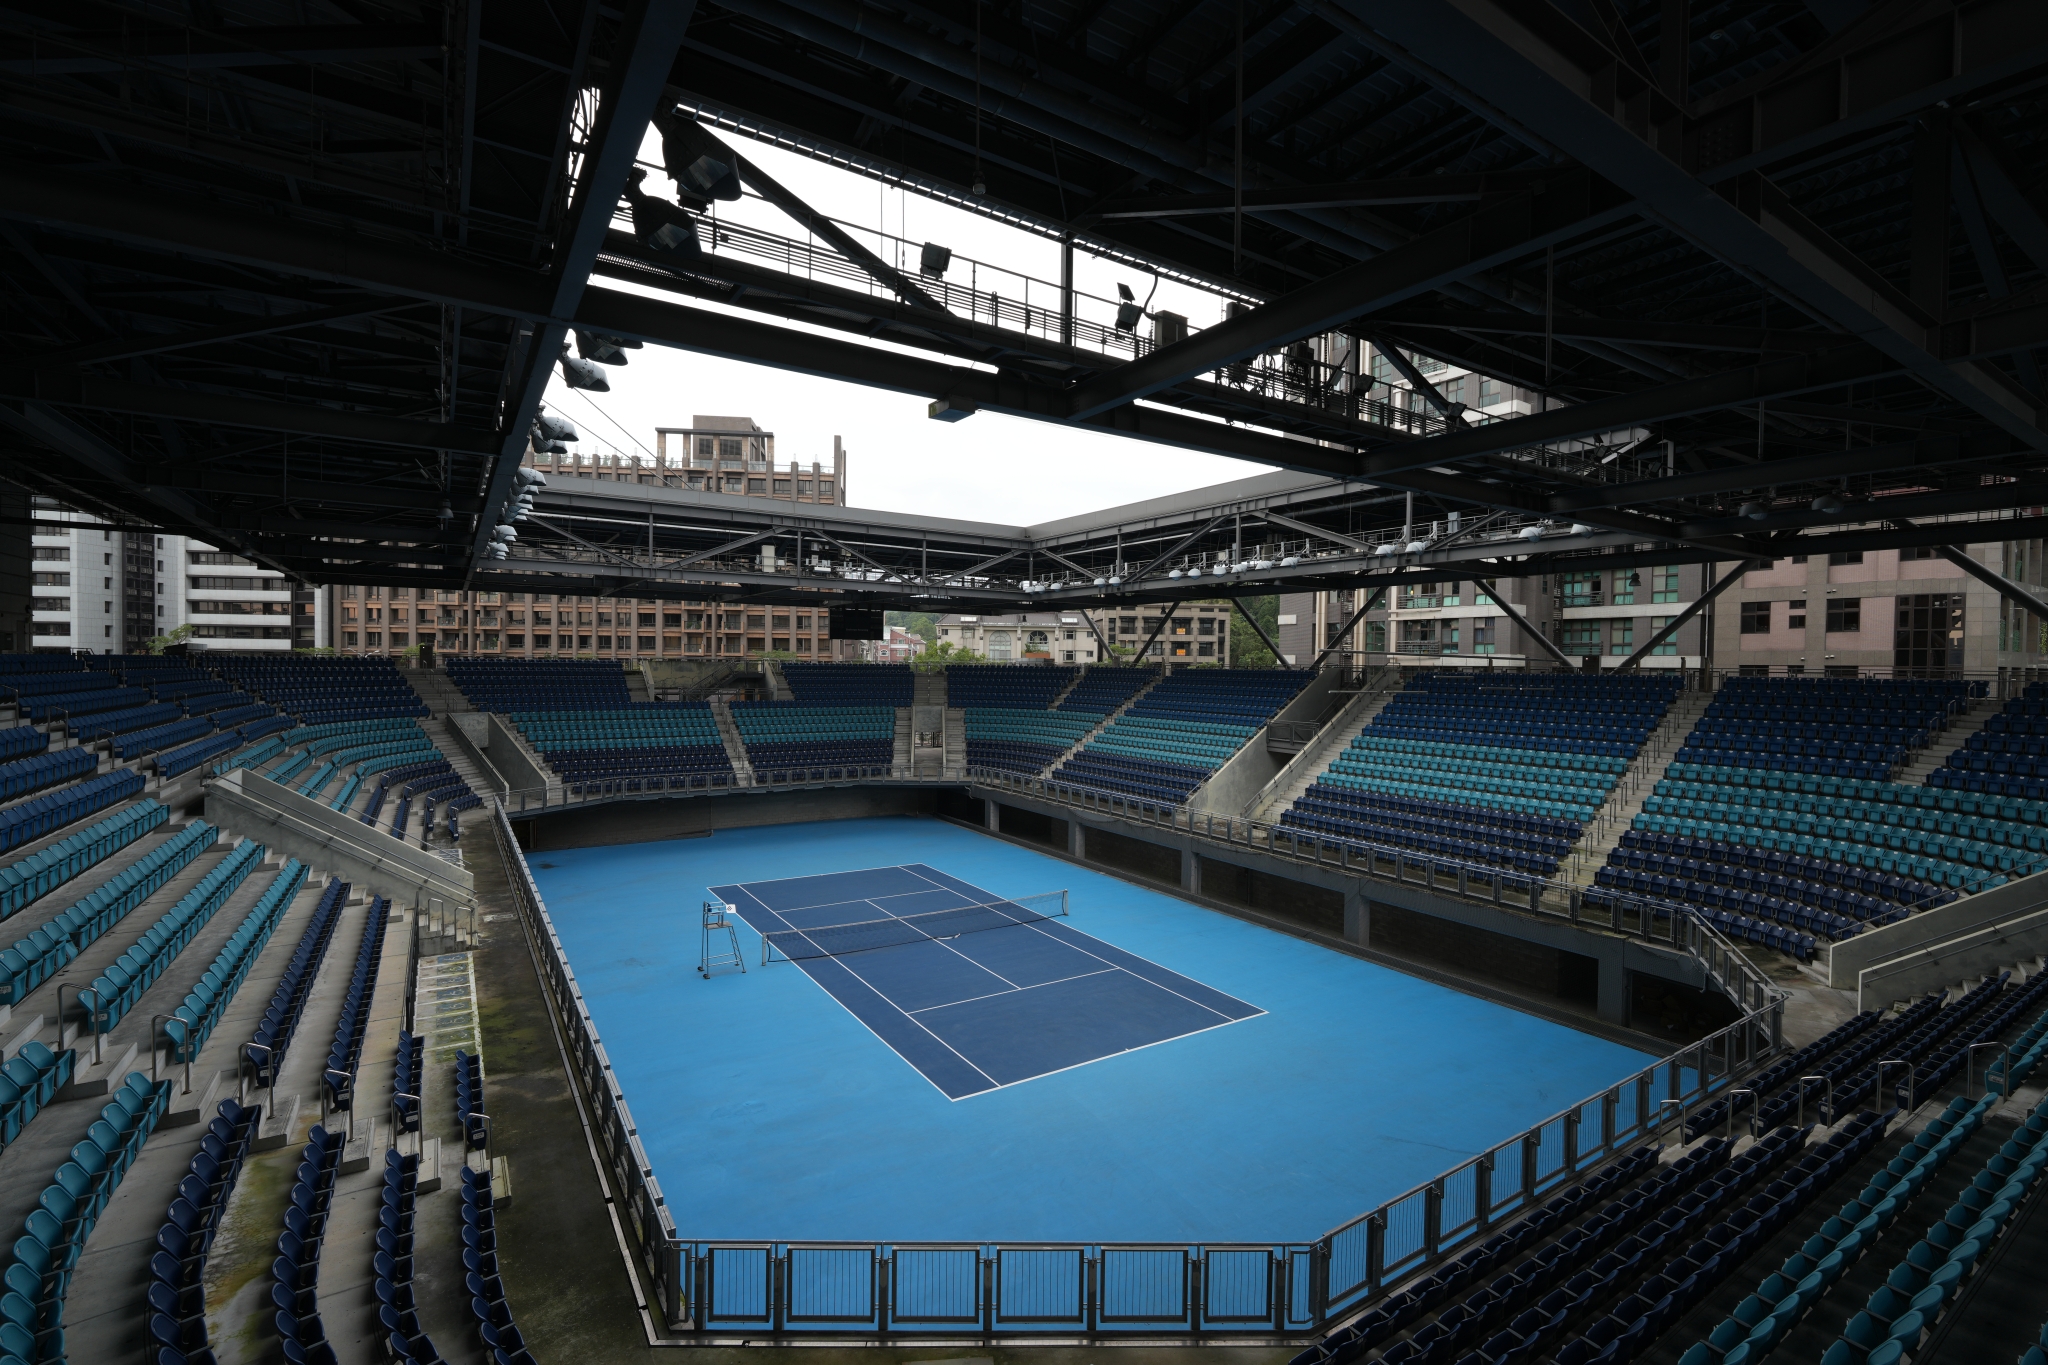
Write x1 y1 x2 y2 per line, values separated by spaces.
540 132 1270 525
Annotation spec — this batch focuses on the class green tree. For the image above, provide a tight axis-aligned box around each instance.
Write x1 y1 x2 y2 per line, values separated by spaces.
1231 595 1281 667
885 610 939 643
144 622 195 654
911 639 968 673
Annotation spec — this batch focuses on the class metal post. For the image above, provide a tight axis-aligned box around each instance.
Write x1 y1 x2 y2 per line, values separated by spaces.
1966 1041 2008 1097
1613 560 1749 671
1657 1098 1687 1150
1798 1075 1833 1129
1877 1059 1914 1114
1725 1089 1756 1141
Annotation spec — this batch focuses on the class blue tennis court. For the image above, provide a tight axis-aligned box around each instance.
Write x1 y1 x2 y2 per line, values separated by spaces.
712 863 1263 1098
531 816 1655 1243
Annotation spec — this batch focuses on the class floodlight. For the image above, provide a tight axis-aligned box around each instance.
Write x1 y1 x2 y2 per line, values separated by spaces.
492 525 517 541
1568 523 1593 536
533 411 578 443
558 348 609 391
1812 494 1845 515
1254 560 1273 570
1375 544 1398 556
652 111 743 205
1107 575 1122 585
1518 525 1545 541
1168 568 1184 579
1093 577 1107 587
1740 501 1768 520
624 168 702 259
1280 556 1299 567
920 243 952 278
1406 540 1431 553
574 332 636 366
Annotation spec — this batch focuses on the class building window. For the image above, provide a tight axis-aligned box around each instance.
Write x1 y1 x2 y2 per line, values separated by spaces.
640 636 657 651
1560 571 1602 607
1895 594 1963 674
795 638 811 652
1651 567 1681 603
1197 641 1215 656
32 546 69 561
1608 619 1633 653
1787 599 1807 629
366 632 381 647
29 622 70 637
1902 546 1939 561
534 635 551 649
1560 622 1602 655
1740 601 1772 633
1828 551 1864 566
30 597 69 612
1826 598 1862 632
1611 572 1637 606
390 633 409 647
1650 617 1679 655
1470 618 1495 654
343 631 358 646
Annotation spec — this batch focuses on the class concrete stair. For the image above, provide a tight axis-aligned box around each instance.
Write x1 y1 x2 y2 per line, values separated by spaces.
626 667 652 702
1561 683 1716 886
1034 668 1164 776
763 660 793 701
893 709 912 771
709 698 755 783
1895 696 1999 784
912 670 947 777
406 665 470 716
1244 671 1403 824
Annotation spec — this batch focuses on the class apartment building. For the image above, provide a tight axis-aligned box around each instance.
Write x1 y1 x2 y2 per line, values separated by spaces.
1717 539 2048 682
937 603 1234 665
1279 566 1710 672
26 500 322 652
334 415 856 662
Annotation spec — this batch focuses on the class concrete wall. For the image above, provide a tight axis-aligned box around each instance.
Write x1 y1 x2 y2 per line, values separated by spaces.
486 714 556 793
206 768 474 908
511 785 942 850
1188 666 1344 815
443 713 510 795
1853 902 2048 1009
1827 868 2048 990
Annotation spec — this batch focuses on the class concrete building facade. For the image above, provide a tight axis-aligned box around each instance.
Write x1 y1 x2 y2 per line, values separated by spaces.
937 602 1235 665
1716 540 2047 681
333 415 857 663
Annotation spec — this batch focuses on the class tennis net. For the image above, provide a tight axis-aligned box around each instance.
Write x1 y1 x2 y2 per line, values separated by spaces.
761 890 1068 963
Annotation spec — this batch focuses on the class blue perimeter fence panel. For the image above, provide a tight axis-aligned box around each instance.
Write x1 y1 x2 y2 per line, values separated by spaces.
490 799 1779 1341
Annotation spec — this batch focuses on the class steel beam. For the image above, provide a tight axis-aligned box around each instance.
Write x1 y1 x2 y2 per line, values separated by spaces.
1237 605 1289 667
1089 171 1558 218
1063 172 1633 420
1548 432 2022 511
1307 584 1388 670
732 151 950 314
1613 560 1747 671
1895 523 2048 622
1472 576 1577 670
0 24 442 74
1341 0 2048 449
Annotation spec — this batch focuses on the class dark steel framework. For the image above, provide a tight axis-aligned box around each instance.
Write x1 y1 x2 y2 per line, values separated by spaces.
0 0 2043 614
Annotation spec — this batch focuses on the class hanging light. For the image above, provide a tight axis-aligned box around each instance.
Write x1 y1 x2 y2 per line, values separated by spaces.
1518 525 1545 541
1740 501 1769 521
1812 494 1846 515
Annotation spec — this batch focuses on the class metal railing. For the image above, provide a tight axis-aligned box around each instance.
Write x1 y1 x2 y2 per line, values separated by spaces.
491 792 1780 1342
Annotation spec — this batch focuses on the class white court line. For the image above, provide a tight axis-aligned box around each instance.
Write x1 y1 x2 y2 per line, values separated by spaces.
906 968 1118 1014
723 881 1002 1097
901 863 1257 1025
738 864 951 915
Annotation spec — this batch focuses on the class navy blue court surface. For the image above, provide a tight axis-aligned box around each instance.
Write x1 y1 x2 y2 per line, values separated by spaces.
531 817 1653 1244
711 863 1264 1098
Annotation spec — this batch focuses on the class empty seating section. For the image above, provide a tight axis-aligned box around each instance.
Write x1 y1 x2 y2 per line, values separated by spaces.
1939 679 2048 794
0 1039 72 1149
1283 788 1577 879
0 798 165 920
1602 678 2021 960
391 1029 425 1134
78 837 265 1037
1053 669 1310 804
461 1164 535 1364
0 818 218 1006
949 664 1091 775
512 705 734 792
454 1050 487 1150
780 662 914 705
446 657 631 710
161 863 311 1070
1292 1110 1893 1365
1277 674 1678 880
1058 667 1157 714
8 1071 173 1361
732 702 894 775
1683 677 1971 781
1684 983 2048 1365
273 1124 347 1364
324 894 388 1111
0 727 46 762
211 655 426 725
0 747 94 802
0 768 146 858
152 1098 261 1365
246 871 342 1085
379 1144 445 1364
68 704 183 744
155 723 278 779
111 717 215 761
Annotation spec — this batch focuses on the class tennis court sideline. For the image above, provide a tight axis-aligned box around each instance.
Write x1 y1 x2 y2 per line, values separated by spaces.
712 863 1263 1099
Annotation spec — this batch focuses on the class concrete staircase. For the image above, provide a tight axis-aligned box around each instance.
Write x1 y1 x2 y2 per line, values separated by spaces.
1034 669 1164 776
1048 668 1086 708
407 665 470 716
763 660 794 701
893 709 912 771
1560 683 1716 886
429 717 497 831
626 667 652 702
913 671 947 777
1895 696 1999 784
1243 672 1403 824
709 698 755 783
943 708 965 775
